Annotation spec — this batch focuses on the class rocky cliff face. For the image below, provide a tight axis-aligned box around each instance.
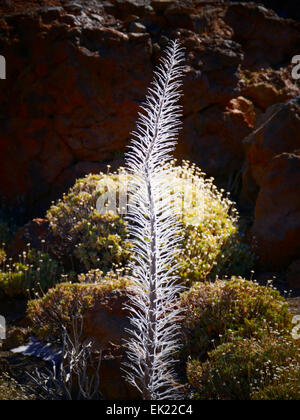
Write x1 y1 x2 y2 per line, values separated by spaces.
0 1 299 277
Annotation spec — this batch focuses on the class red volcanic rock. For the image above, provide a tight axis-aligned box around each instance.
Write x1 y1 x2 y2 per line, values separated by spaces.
0 3 244 218
0 1 62 15
178 96 255 183
82 288 139 399
83 289 131 350
225 2 300 70
251 152 300 271
164 1 232 38
241 66 300 111
0 1 299 222
243 97 300 191
0 10 152 216
180 32 244 114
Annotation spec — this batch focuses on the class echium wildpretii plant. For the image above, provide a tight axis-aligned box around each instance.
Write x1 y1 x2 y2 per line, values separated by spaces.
123 40 185 400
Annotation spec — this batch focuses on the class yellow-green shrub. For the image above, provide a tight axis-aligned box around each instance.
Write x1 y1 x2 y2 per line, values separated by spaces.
27 276 131 340
0 248 6 265
47 172 131 272
47 162 254 283
187 333 300 400
181 277 293 359
0 248 66 298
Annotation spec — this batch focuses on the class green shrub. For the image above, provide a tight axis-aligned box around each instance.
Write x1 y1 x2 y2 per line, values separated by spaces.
187 333 300 400
47 162 254 282
47 172 131 272
181 277 293 359
0 248 66 298
27 276 131 340
0 248 6 265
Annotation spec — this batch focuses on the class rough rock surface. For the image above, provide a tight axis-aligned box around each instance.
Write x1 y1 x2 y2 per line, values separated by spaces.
82 288 139 399
240 96 300 207
241 66 299 111
0 1 299 277
0 0 299 220
180 95 255 184
224 2 300 70
0 3 153 217
7 218 52 257
251 152 300 272
243 97 300 191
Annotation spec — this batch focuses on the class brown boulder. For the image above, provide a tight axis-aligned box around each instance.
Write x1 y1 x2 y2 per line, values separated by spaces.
242 96 300 198
225 2 300 70
83 289 131 350
0 1 63 15
179 96 255 184
163 1 232 38
241 66 300 111
1 326 30 351
7 218 52 258
251 152 300 271
181 32 244 114
0 8 152 217
83 288 139 399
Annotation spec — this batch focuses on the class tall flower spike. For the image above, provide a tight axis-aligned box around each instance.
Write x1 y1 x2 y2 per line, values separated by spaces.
124 40 185 400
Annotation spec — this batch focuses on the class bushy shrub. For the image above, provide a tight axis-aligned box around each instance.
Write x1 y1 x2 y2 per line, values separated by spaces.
187 333 300 400
27 276 131 341
0 248 6 265
47 172 131 272
181 277 293 359
77 266 130 284
171 163 254 284
0 247 66 298
0 373 32 400
47 162 254 283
